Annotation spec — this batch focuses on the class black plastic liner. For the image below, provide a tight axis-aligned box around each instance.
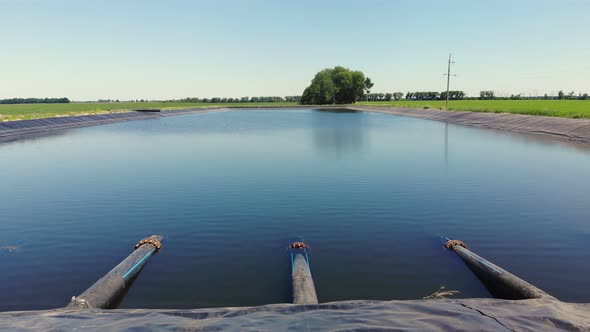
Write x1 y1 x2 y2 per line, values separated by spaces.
0 109 221 142
1 299 588 331
352 106 590 144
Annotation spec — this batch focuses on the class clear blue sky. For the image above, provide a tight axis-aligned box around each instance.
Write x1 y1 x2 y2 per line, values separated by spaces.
1 0 588 100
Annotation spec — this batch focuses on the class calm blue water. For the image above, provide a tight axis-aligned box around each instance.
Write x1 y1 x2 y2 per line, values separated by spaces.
0 109 589 311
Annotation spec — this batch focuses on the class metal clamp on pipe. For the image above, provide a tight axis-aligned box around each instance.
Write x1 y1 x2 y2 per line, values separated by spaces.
67 234 164 309
135 237 162 253
444 238 555 300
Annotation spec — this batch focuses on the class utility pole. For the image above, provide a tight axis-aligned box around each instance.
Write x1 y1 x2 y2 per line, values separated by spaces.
444 53 455 109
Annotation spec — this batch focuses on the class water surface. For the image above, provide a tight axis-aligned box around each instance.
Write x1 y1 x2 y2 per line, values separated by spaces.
0 109 589 311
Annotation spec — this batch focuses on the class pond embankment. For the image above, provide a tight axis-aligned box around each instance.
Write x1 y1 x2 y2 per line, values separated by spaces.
2 105 590 145
350 106 590 144
0 108 220 142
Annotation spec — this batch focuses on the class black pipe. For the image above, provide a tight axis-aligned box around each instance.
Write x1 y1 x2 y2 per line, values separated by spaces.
67 235 163 309
444 239 555 300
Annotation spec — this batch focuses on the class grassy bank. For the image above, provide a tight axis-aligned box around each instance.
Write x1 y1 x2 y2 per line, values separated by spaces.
1 100 590 121
0 102 298 121
356 100 590 119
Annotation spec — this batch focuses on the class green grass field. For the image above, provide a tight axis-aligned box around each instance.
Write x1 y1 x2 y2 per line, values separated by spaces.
1 100 589 121
356 100 590 119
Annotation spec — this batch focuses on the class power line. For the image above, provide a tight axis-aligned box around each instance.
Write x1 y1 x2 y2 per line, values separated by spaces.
443 53 456 109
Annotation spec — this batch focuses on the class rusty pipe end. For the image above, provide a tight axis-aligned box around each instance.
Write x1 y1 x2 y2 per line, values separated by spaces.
444 239 468 251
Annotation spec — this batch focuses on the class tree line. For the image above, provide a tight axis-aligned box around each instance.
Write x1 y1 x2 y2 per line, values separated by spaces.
364 92 404 101
163 90 589 103
2 90 588 106
404 91 466 101
0 97 70 104
480 90 589 100
165 96 302 103
558 91 588 100
80 90 590 104
363 90 590 102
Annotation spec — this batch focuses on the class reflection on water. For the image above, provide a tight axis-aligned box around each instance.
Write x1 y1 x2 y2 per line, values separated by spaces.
311 109 367 154
0 109 589 311
445 123 449 170
0 129 69 145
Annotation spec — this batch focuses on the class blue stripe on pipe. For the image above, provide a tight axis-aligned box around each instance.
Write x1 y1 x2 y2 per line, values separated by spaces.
122 250 153 280
290 252 294 275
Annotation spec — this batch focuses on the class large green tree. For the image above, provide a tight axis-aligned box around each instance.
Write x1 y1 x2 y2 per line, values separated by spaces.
301 66 368 104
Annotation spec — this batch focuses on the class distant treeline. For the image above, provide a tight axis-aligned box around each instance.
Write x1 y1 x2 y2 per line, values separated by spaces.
3 92 587 105
116 91 590 103
363 91 466 101
0 97 70 104
368 90 589 101
480 90 589 100
164 96 302 103
406 91 466 101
